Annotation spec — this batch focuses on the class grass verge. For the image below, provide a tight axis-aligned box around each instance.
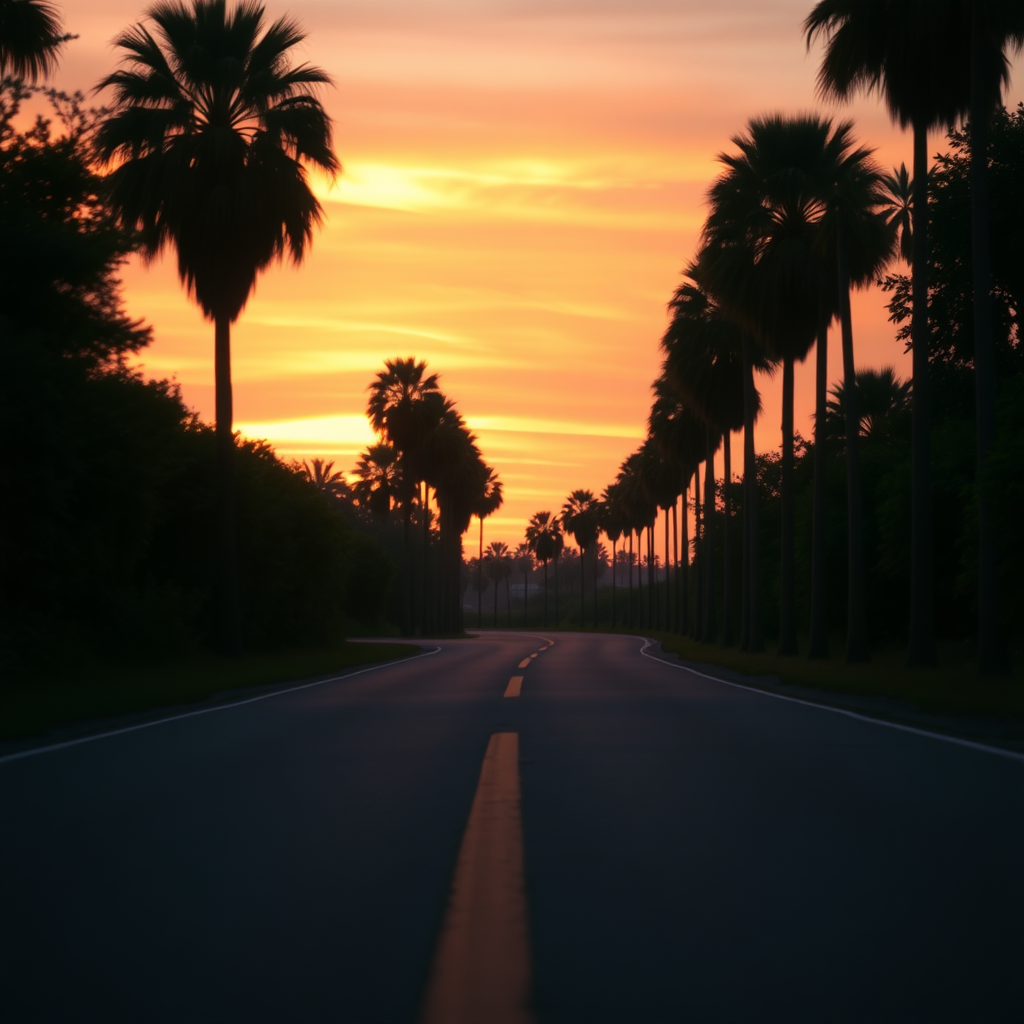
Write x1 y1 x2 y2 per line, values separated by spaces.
0 641 421 743
655 632 1024 725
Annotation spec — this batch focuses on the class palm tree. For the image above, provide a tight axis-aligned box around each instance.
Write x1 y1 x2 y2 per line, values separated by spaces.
96 0 338 654
702 116 834 655
301 458 349 502
366 358 442 633
804 0 1000 665
0 0 67 82
648 375 707 636
599 484 627 628
525 511 559 628
826 366 911 444
472 467 503 628
661 265 748 645
513 542 533 625
561 489 600 628
352 443 399 522
484 541 512 627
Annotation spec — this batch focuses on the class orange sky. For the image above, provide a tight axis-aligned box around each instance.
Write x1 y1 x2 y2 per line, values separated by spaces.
56 1 1022 552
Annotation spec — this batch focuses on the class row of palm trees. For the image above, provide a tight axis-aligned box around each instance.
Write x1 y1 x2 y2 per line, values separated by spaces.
489 3 1021 671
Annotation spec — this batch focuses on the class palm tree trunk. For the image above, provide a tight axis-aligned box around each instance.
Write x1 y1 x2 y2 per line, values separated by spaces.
970 6 1006 675
592 548 598 629
671 500 679 634
702 427 716 644
478 517 483 629
680 473 689 635
721 430 734 647
907 115 935 667
663 505 671 632
543 560 548 627
779 354 797 655
214 314 242 656
580 544 585 628
493 568 498 627
611 538 617 628
421 482 430 634
809 319 830 659
743 335 762 652
692 462 702 640
401 461 413 636
837 221 868 663
627 531 633 628
554 552 560 624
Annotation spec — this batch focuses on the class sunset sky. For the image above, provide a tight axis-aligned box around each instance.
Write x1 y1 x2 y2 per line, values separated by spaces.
54 1 1022 551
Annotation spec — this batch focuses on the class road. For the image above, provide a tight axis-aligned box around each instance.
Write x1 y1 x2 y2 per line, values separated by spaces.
1 632 1021 1023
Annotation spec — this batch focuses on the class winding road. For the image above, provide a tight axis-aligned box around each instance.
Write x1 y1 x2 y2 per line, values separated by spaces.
2 632 1021 1023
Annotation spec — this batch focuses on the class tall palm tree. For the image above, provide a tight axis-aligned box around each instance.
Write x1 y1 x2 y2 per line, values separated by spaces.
352 443 399 523
661 267 747 645
301 457 349 502
472 467 503 628
0 0 67 81
366 358 442 633
561 489 600 628
96 0 338 654
512 542 533 626
484 541 512 627
804 0 1002 665
526 511 559 627
599 484 627 629
702 116 833 655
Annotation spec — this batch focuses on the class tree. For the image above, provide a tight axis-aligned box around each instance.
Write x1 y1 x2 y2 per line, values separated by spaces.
526 511 560 628
301 458 350 502
561 489 600 628
366 358 442 633
513 542 533 625
484 541 512 627
804 0 995 666
472 467 503 628
0 0 67 82
703 115 835 655
95 0 339 655
352 443 399 523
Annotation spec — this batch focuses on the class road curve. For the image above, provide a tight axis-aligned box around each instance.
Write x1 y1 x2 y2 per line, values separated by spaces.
1 631 1021 1023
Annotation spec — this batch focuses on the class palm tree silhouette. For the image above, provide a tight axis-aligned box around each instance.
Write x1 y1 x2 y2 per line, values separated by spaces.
484 541 512 627
472 467 503 628
599 484 628 629
352 443 399 522
301 458 350 502
648 375 707 637
703 115 834 655
513 542 533 626
661 266 747 645
561 489 600 628
95 0 338 654
526 511 560 628
0 0 67 82
366 358 442 633
804 0 1013 665
826 366 911 444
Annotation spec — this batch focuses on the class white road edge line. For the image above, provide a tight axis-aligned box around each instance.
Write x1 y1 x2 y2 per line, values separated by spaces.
0 646 443 765
638 637 1024 763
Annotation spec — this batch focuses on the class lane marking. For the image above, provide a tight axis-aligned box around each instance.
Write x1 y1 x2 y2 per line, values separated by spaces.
529 653 537 659
420 732 533 1024
637 638 1024 763
504 677 524 698
0 647 443 766
517 659 531 669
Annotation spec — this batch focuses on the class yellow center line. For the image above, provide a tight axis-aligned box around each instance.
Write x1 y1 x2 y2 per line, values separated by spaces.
517 658 531 669
419 732 533 1024
529 653 538 659
504 676 524 698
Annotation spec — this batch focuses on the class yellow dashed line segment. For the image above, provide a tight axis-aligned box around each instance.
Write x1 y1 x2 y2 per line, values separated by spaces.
517 658 531 669
504 677 523 698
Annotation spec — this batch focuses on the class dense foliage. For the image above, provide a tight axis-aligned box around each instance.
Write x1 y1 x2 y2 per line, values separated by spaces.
0 83 392 672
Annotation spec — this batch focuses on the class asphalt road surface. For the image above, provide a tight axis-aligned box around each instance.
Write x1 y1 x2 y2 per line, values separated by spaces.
2 631 1021 1023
